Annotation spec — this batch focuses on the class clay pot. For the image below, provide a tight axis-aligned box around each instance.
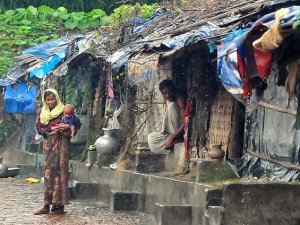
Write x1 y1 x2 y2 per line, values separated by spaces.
208 144 225 160
0 157 8 178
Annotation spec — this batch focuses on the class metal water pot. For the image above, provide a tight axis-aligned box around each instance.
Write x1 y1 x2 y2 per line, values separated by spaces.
0 157 8 178
95 128 122 155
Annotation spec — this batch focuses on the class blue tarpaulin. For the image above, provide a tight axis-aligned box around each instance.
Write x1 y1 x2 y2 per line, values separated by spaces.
0 34 84 86
130 8 167 33
4 82 37 113
24 34 83 79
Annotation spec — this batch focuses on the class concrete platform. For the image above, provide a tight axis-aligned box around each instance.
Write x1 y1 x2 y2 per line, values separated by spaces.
196 159 238 183
70 160 220 217
3 149 300 225
221 183 300 225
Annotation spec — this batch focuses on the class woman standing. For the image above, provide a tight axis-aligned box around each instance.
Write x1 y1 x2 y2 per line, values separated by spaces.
34 89 79 215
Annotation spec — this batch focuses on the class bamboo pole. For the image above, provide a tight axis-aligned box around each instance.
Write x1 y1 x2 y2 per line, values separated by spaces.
247 149 300 171
258 101 297 116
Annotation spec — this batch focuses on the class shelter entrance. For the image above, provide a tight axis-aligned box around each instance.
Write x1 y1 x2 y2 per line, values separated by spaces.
171 43 245 159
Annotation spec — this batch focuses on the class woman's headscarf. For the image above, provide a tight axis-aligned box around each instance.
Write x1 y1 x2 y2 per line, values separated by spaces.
40 89 64 125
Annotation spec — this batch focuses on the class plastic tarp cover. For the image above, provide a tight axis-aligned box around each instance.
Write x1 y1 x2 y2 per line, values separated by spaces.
130 8 167 33
228 154 300 182
217 29 250 99
217 7 300 99
229 68 300 181
217 43 244 96
111 26 219 73
22 34 83 59
23 34 84 78
29 50 65 78
108 47 135 74
4 82 37 113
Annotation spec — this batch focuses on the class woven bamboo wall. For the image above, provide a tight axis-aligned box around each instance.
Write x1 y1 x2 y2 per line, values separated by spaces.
127 54 171 143
208 89 234 157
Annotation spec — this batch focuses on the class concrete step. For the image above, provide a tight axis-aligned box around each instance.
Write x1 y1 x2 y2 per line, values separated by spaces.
154 203 204 225
135 143 186 173
69 160 224 216
204 206 223 225
110 190 143 212
165 143 185 173
135 152 168 173
196 159 238 183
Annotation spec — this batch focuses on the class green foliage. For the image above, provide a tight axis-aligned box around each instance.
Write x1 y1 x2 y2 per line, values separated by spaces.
109 3 158 28
0 6 108 77
140 4 157 18
0 0 162 14
109 4 136 27
0 3 158 77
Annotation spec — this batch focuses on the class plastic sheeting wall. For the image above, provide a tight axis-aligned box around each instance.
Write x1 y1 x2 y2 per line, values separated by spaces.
247 65 300 164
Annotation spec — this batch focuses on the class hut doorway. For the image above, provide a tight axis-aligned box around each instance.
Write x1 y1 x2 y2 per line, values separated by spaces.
171 42 245 159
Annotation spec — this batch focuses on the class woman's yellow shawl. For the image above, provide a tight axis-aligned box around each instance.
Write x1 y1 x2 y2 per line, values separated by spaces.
40 89 64 125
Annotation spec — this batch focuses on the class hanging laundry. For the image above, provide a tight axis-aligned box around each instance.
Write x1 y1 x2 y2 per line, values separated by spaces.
254 49 273 78
274 30 300 86
285 60 299 101
236 24 272 97
253 8 290 50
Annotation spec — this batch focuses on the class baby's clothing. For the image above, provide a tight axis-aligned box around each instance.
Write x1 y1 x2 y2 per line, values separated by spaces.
61 114 77 126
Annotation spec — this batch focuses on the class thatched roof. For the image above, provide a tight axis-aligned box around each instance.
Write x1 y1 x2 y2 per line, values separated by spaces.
1 0 298 86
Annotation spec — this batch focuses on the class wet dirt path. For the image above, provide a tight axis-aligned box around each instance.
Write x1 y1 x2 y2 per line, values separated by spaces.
0 179 155 225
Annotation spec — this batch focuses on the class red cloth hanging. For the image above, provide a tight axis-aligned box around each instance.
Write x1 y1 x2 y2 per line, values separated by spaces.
183 101 193 163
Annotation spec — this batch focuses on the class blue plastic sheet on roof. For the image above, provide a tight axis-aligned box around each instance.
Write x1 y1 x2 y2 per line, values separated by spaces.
162 26 219 50
29 48 66 78
4 82 37 113
22 34 83 59
131 8 167 33
195 26 219 38
163 32 192 49
0 34 84 86
111 25 220 73
251 6 300 28
24 34 84 79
